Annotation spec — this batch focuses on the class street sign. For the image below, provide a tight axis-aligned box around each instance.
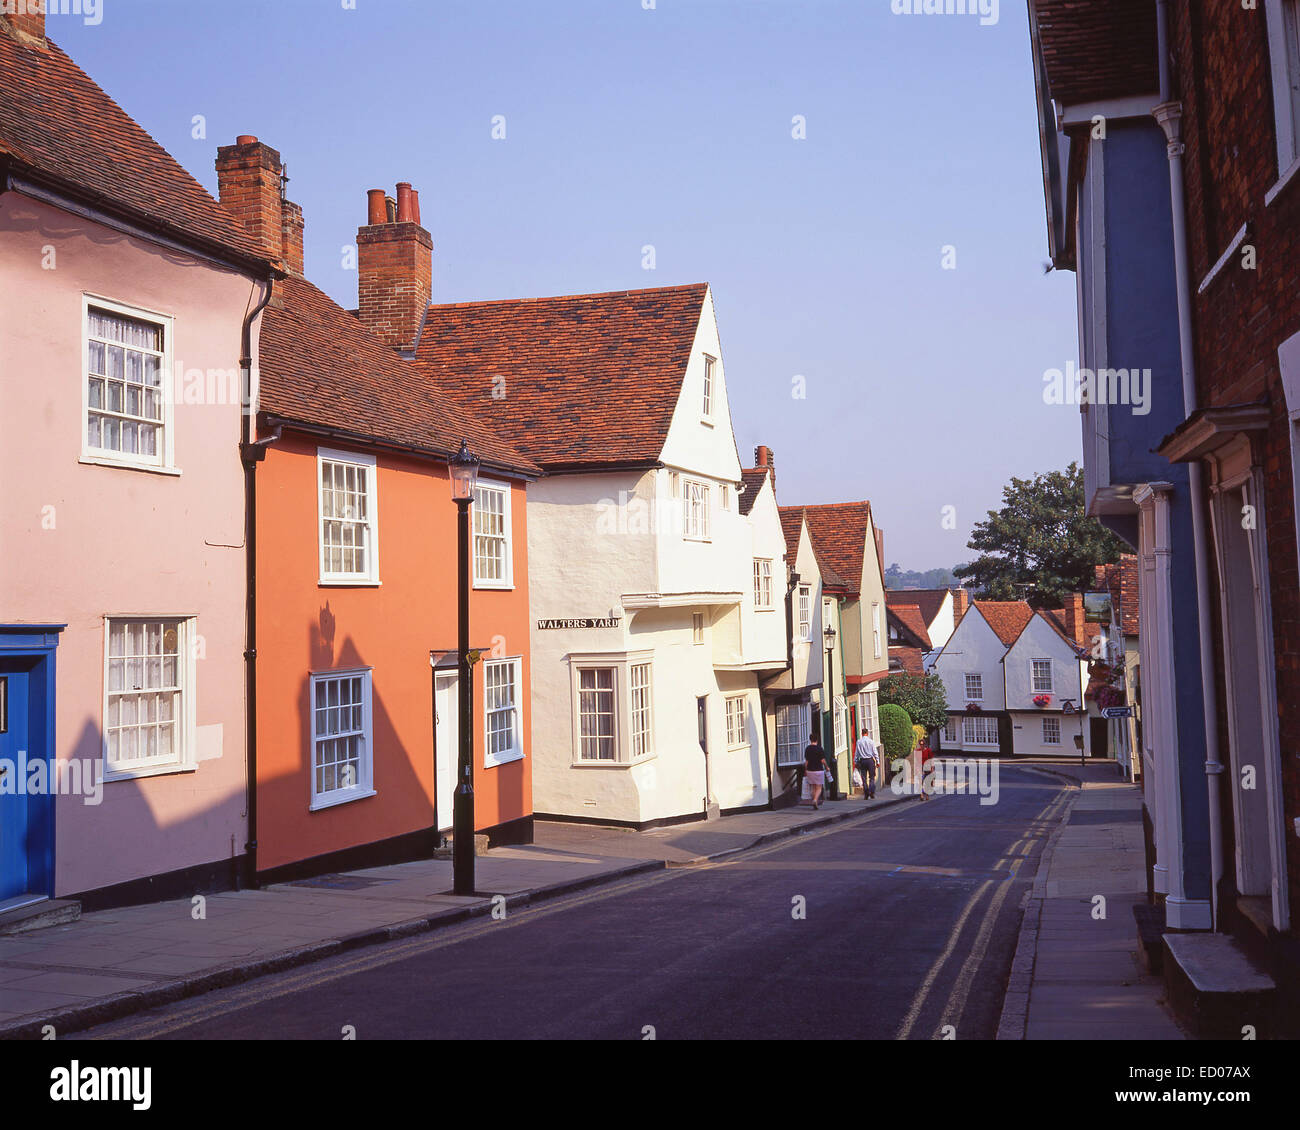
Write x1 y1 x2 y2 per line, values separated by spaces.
1062 701 1076 715
1101 706 1133 719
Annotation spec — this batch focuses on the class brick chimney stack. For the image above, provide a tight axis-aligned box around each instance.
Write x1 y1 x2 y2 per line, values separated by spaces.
754 445 775 484
216 136 307 273
1 2 46 44
951 588 969 627
281 199 304 275
357 182 432 354
1065 592 1087 644
216 137 285 262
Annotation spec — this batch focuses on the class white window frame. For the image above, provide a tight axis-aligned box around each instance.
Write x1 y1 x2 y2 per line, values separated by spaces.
798 585 812 641
962 715 999 747
943 716 959 744
483 656 524 767
754 558 774 610
725 695 747 749
102 616 197 781
858 690 875 736
631 662 654 759
318 447 380 585
872 601 882 659
683 478 711 540
692 612 705 645
309 667 375 810
776 702 809 767
1031 659 1054 694
81 295 177 474
1265 0 1300 192
472 477 514 590
1042 716 1062 746
833 695 847 753
570 653 655 766
965 673 983 701
701 354 715 419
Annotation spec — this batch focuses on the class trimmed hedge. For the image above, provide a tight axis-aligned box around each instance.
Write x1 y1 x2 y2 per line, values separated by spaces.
879 703 917 760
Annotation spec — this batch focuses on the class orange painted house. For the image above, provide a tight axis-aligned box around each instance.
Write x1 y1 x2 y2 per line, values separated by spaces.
215 140 538 879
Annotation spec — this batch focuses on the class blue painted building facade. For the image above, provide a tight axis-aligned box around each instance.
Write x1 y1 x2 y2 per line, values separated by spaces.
1030 11 1212 928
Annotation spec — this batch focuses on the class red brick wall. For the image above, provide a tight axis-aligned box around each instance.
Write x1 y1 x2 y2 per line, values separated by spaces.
1170 0 1300 924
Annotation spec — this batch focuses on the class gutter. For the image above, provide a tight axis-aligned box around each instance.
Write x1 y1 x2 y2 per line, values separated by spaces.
238 279 277 887
1153 0 1225 928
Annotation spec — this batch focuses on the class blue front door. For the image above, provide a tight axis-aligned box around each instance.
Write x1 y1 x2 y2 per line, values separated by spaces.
0 665 32 903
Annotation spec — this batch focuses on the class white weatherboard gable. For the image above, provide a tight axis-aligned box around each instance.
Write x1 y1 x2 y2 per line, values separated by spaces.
658 287 742 484
931 604 1010 729
741 473 790 667
1003 613 1083 711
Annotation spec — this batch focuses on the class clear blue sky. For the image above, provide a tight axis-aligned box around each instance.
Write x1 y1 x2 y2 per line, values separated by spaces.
57 0 1079 572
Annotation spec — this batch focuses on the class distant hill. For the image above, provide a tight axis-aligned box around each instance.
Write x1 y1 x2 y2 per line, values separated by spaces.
884 563 959 590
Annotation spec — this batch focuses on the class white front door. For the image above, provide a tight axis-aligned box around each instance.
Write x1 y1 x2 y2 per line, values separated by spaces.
435 673 458 832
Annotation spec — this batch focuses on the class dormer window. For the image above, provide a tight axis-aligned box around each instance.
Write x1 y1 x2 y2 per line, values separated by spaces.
702 355 715 419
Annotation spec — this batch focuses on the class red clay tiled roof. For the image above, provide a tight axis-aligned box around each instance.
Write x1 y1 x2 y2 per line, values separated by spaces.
778 507 805 563
973 601 1036 648
259 276 538 476
885 587 949 628
888 647 926 677
800 502 873 595
1032 0 1159 107
410 284 708 469
739 467 770 517
888 605 931 650
0 30 269 266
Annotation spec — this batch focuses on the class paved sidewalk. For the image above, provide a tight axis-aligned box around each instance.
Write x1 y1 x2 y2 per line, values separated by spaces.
0 789 913 1039
997 772 1185 1039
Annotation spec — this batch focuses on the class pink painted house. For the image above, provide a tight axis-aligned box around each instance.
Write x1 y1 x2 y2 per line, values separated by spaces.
0 11 276 911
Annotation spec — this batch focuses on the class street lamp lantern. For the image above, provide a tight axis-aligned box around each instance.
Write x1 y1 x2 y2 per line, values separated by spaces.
824 624 837 649
449 438 480 503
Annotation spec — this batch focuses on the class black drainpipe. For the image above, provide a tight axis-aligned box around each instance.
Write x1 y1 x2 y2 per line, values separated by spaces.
238 278 276 888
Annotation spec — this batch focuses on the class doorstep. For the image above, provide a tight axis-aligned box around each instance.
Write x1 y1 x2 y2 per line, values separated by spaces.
1162 932 1276 1039
0 900 81 936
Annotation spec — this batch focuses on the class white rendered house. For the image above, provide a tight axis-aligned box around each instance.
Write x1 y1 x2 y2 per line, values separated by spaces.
417 283 786 826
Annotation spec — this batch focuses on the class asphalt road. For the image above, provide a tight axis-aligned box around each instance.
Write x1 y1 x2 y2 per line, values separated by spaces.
79 765 1069 1040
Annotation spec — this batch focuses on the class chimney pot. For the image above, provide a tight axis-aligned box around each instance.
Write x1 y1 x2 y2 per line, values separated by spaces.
236 135 258 146
367 189 387 226
411 188 422 226
754 445 770 468
396 183 414 223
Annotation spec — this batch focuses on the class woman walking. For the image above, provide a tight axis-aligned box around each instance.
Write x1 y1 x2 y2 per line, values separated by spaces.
804 730 830 809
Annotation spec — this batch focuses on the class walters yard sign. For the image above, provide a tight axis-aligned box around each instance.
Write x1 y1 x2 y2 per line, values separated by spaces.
536 617 621 630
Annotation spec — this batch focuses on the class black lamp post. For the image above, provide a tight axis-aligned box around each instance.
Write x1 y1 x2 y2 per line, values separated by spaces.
824 623 837 797
449 439 480 895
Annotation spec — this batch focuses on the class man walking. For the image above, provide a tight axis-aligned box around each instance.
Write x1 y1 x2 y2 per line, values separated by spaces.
853 726 879 800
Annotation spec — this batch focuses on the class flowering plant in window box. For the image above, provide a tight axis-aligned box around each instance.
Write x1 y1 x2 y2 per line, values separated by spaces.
1033 693 1051 708
965 702 982 713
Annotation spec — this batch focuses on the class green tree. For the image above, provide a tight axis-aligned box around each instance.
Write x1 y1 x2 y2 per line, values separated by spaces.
878 672 949 731
955 462 1126 608
878 703 916 760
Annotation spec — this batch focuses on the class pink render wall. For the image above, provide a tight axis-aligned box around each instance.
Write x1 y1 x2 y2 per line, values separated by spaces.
0 191 259 896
